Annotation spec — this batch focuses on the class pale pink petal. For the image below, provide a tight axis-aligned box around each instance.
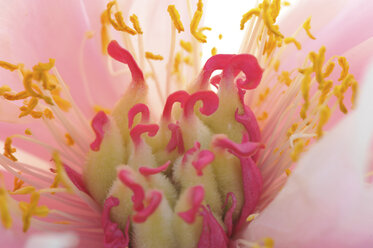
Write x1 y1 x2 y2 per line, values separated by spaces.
241 62 373 247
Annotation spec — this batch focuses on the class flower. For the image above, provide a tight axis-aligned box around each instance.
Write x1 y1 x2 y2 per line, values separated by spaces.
0 0 372 247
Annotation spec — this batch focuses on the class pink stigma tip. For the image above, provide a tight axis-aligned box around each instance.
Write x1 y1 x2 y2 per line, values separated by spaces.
133 190 162 223
162 91 190 121
178 185 205 224
167 123 185 154
139 161 171 176
63 164 89 194
118 169 145 211
107 40 144 83
182 142 201 164
184 91 219 118
90 111 109 151
130 124 159 147
128 103 150 129
200 54 235 88
192 150 215 176
212 135 263 157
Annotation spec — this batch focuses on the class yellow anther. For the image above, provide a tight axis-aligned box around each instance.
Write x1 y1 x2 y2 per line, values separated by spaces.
51 87 71 112
65 133 74 146
13 175 24 192
269 0 281 22
318 80 333 104
240 8 261 30
0 85 11 96
285 168 292 176
316 105 331 138
300 70 311 119
0 61 19 71
287 123 298 138
262 0 284 38
273 147 279 153
100 11 110 55
273 60 280 72
257 87 270 105
44 108 54 119
23 71 53 105
323 61 335 78
284 37 301 50
0 187 12 229
85 31 95 39
30 111 43 119
145 52 164 60
291 139 305 162
246 213 259 222
190 0 208 43
12 186 36 195
283 1 291 6
263 237 275 248
129 14 143 34
219 34 223 40
32 59 55 72
19 97 38 118
303 17 316 40
211 47 217 56
51 152 69 190
106 1 136 35
19 191 49 232
167 5 184 33
341 74 354 92
257 111 268 121
180 40 193 53
93 105 111 114
278 71 292 86
25 128 32 135
183 56 193 65
338 57 349 81
4 137 17 162
333 85 348 114
173 52 182 73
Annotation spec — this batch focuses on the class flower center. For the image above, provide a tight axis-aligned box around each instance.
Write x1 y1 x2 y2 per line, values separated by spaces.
83 39 264 247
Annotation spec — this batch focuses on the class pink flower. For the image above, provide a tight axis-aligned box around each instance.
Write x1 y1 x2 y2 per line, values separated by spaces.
0 0 372 247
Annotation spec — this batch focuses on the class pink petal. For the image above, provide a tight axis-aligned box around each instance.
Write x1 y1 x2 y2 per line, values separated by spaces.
241 63 373 247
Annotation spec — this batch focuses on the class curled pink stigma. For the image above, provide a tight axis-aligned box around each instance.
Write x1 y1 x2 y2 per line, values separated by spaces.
166 123 185 154
182 142 201 164
118 169 145 211
130 124 159 147
184 91 219 118
102 196 130 248
139 161 171 176
222 54 263 90
199 54 235 88
192 150 215 176
90 111 109 151
128 103 150 129
210 74 222 89
223 192 237 237
133 190 162 223
178 185 205 224
212 134 264 157
107 40 144 83
162 91 190 121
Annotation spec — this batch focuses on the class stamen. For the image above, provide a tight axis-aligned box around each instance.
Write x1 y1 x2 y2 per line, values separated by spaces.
303 17 316 40
240 8 261 30
139 161 171 176
130 14 143 34
180 40 193 53
178 185 204 223
90 111 109 151
316 105 331 138
211 47 217 56
0 187 12 228
262 0 284 38
133 190 162 223
106 1 136 35
167 5 185 33
0 61 19 71
4 137 17 162
65 133 74 146
190 0 208 43
19 191 50 232
284 37 301 50
338 57 349 81
128 103 150 129
145 52 164 60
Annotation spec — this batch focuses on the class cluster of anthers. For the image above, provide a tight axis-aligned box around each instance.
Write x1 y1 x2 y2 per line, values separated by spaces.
0 0 357 247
